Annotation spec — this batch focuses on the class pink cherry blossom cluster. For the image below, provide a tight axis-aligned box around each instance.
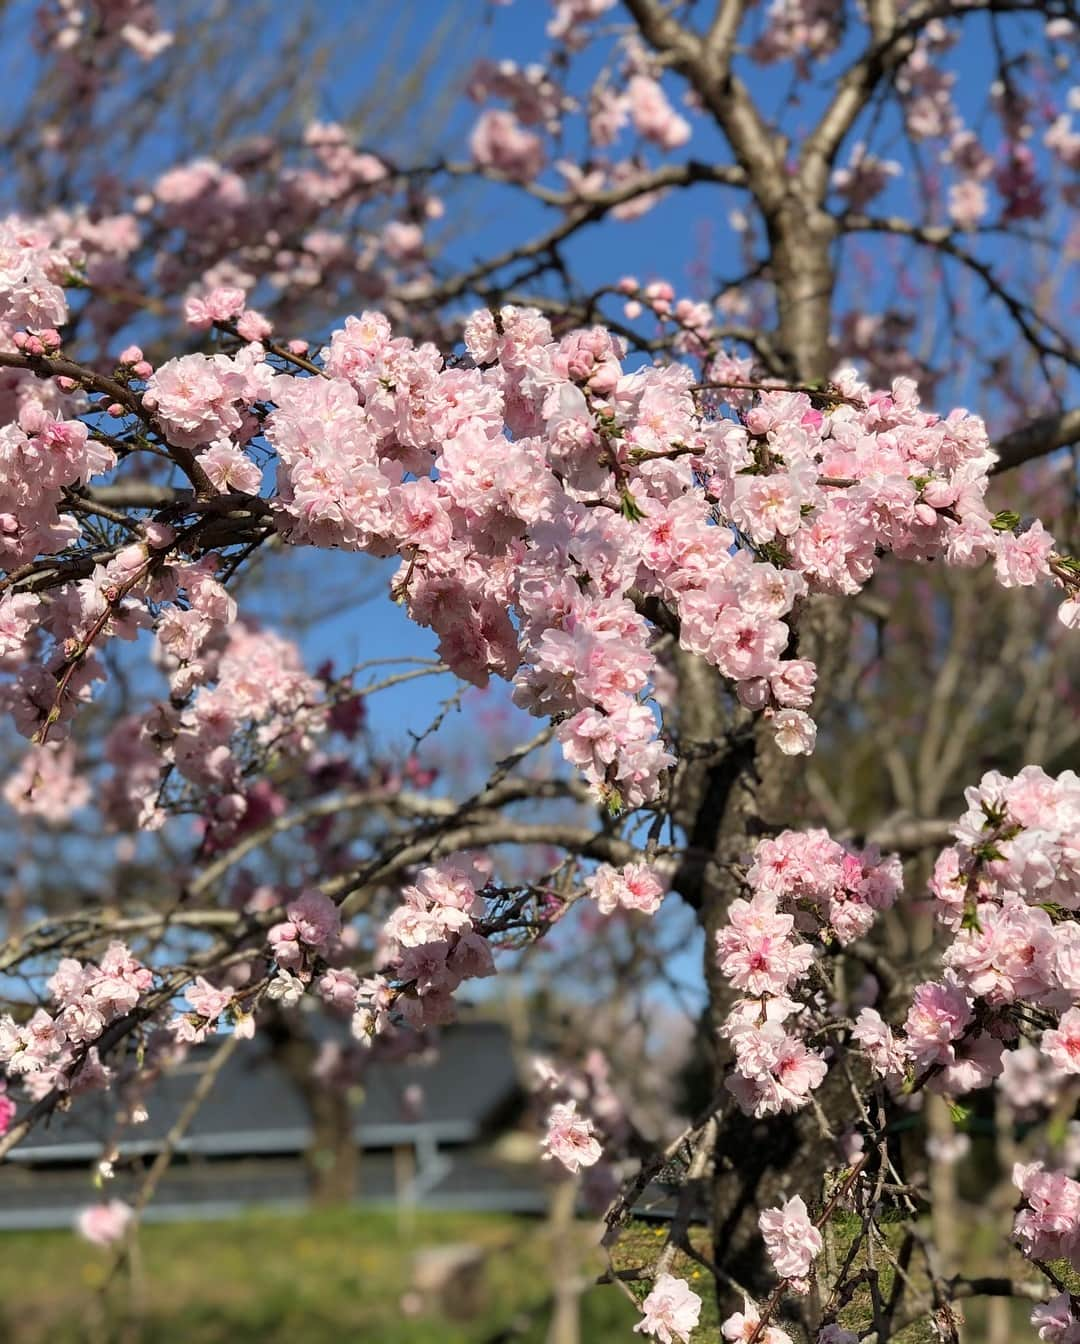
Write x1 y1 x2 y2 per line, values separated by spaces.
852 768 1080 1100
0 942 152 1100
930 766 1080 928
37 0 173 64
548 0 616 50
2 741 89 823
0 209 147 358
1 291 1076 822
717 831 901 1117
137 122 440 331
0 215 76 333
100 620 325 834
747 829 903 945
182 285 271 344
378 859 496 1031
585 861 666 916
820 765 1080 1311
269 889 342 977
750 0 841 66
170 976 239 1047
144 345 273 450
534 1047 627 1178
214 306 1079 808
468 20 692 200
0 399 113 572
1014 1161 1080 1269
0 117 455 375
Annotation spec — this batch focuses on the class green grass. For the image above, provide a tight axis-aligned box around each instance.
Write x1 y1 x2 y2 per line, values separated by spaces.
0 1205 641 1344
0 1203 1043 1342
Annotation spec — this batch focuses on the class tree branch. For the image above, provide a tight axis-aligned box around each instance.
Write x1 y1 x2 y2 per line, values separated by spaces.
622 0 782 202
842 213 1080 376
992 407 1080 473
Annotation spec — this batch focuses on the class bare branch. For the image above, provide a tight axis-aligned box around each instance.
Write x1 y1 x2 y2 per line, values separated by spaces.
622 0 783 201
406 159 746 308
992 407 1080 473
842 213 1080 376
702 0 746 73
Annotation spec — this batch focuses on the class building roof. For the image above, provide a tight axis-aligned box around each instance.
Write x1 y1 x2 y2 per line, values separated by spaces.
5 1019 522 1166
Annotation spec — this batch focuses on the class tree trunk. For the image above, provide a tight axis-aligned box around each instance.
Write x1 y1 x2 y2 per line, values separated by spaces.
265 1010 358 1208
765 198 838 385
672 211 846 1325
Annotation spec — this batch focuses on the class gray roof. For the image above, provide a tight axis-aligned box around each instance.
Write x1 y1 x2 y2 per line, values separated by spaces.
5 1019 522 1165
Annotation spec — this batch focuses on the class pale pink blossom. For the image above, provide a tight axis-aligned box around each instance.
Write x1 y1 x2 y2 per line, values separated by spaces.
759 1194 823 1280
722 1298 793 1343
1044 1009 1080 1075
1031 1292 1080 1343
634 1274 702 1344
76 1200 133 1247
586 862 665 916
541 1100 602 1173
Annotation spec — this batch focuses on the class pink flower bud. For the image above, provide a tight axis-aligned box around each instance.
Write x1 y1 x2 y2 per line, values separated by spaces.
922 478 956 508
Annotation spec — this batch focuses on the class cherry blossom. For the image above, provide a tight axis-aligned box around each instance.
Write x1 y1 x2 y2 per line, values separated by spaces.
541 1100 603 1174
722 1298 794 1344
634 1274 702 1344
586 862 665 916
759 1194 824 1284
75 1200 133 1247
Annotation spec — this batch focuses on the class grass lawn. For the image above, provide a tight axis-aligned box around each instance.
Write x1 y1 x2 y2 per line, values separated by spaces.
0 1205 645 1344
0 1202 1050 1342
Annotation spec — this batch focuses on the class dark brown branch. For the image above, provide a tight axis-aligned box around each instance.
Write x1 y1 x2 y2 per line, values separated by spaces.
992 407 1080 474
0 351 216 496
409 160 746 308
